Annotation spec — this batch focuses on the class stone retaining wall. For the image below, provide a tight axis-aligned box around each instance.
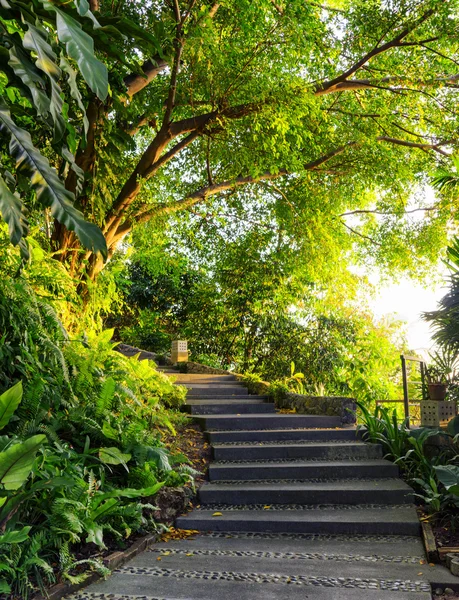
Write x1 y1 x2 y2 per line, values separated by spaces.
276 392 357 425
178 361 235 375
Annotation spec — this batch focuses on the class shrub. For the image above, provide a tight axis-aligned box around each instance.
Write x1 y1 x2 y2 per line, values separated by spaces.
0 278 192 598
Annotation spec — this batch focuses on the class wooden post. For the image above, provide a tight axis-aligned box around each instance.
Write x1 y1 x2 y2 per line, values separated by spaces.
401 354 410 427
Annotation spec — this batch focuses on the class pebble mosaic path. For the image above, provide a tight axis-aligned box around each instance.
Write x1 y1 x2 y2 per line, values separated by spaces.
66 368 458 600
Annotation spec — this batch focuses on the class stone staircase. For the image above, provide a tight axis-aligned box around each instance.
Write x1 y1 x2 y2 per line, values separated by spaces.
174 370 420 536
70 367 458 600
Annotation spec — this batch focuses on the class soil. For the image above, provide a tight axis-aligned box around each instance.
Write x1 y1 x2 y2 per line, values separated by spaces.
163 420 211 490
418 506 459 550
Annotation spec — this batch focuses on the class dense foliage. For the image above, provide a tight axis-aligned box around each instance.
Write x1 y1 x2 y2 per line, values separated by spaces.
0 258 193 598
3 0 459 592
359 405 459 525
113 220 406 403
2 0 459 286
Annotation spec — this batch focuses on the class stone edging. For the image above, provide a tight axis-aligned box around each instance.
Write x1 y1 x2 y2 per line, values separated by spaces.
278 392 357 425
32 534 158 600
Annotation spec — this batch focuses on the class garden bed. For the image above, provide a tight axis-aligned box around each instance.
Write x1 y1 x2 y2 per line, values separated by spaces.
32 421 209 600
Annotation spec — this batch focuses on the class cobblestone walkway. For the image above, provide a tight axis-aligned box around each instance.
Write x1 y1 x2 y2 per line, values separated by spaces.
66 370 458 600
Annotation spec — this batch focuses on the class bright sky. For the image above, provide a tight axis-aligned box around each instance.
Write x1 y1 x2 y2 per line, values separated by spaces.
370 278 447 353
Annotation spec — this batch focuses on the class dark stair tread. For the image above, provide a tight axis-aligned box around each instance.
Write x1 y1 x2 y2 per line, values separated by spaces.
207 428 360 443
176 505 421 536
213 441 369 448
201 479 413 491
82 567 431 600
187 399 271 404
210 458 397 467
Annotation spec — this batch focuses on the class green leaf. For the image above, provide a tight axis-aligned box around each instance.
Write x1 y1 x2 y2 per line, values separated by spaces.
102 421 118 440
74 0 101 27
22 23 66 141
0 435 45 490
60 56 89 135
85 524 105 547
8 45 50 118
0 579 11 594
0 175 28 246
46 4 108 101
0 526 30 544
0 381 23 430
447 415 459 437
0 102 107 258
90 497 118 521
434 465 459 496
99 447 131 470
90 482 164 510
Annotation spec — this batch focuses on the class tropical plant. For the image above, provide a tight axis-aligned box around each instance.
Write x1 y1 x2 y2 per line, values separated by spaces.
285 362 306 395
0 0 108 257
424 238 459 350
0 274 194 597
425 348 459 384
357 402 410 461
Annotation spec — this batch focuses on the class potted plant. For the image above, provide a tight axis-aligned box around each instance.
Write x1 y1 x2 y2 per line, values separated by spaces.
425 349 459 401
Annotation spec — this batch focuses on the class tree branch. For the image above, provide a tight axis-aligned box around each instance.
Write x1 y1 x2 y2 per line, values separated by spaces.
146 142 358 217
315 7 438 95
340 222 382 246
339 206 438 217
376 136 456 155
143 130 203 179
124 56 169 98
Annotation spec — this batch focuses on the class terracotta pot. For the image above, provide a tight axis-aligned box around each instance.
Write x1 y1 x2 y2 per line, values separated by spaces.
428 383 448 401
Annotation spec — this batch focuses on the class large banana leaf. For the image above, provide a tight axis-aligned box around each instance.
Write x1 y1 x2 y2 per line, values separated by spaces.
0 103 107 257
60 56 89 135
23 23 66 141
0 382 23 431
7 46 50 118
0 174 28 246
43 2 108 101
0 435 45 490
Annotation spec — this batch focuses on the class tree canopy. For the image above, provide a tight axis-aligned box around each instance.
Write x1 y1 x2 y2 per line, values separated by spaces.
2 0 459 283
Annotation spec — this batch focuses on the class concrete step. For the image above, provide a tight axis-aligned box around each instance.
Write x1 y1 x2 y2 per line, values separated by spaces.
174 374 238 381
212 441 382 461
186 387 250 396
83 563 430 600
188 395 269 401
176 505 421 536
123 548 432 595
186 401 276 415
198 479 414 505
208 459 399 481
143 529 426 556
195 414 341 430
207 427 360 443
184 382 247 388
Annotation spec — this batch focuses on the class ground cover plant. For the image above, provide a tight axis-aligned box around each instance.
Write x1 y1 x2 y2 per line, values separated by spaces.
0 268 196 598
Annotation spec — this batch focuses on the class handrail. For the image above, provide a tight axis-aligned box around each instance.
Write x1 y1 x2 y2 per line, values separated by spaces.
400 354 426 427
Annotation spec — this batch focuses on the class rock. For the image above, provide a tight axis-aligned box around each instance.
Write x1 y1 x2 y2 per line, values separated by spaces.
434 588 444 596
446 554 459 577
151 486 188 525
445 588 455 596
